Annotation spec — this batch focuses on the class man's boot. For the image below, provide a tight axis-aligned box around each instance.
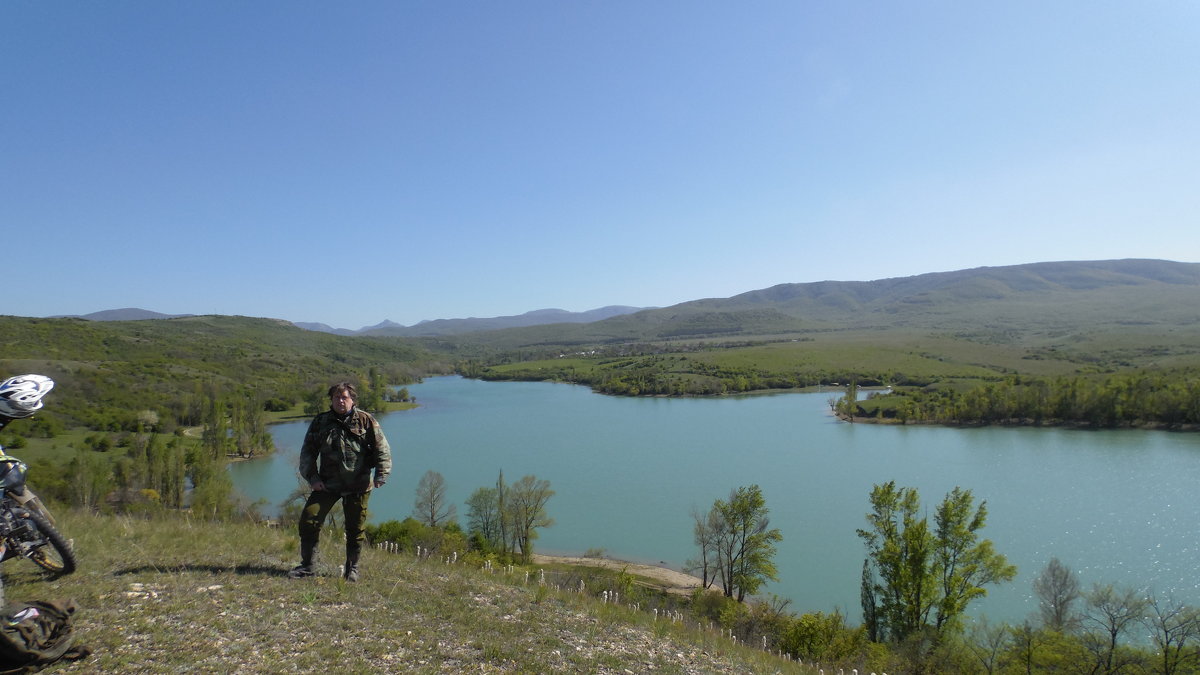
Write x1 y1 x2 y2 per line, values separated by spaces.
289 538 317 578
344 547 360 582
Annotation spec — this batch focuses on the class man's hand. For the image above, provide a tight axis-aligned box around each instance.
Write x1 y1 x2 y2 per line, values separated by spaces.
373 478 386 489
310 480 326 492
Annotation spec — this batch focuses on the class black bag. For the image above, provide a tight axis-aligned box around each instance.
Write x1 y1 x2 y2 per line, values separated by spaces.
0 599 90 673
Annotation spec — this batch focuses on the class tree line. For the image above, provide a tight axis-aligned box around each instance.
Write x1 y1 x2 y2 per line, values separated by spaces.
848 372 1200 428
479 353 877 398
17 374 406 517
27 385 271 518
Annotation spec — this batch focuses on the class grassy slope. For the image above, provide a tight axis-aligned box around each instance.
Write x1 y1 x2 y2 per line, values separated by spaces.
483 321 1200 389
13 510 805 674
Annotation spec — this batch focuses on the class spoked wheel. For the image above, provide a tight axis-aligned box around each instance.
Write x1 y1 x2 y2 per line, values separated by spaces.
21 509 76 575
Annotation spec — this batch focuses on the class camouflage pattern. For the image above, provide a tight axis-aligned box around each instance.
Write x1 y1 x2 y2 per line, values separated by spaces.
298 489 370 560
298 407 391 495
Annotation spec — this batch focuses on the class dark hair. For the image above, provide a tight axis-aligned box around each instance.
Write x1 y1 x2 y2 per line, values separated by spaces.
328 382 358 401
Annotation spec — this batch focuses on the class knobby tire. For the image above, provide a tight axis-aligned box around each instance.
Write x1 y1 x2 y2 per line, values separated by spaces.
22 508 76 575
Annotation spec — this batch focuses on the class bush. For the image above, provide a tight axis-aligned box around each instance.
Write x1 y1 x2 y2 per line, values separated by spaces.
690 588 738 625
779 610 865 663
1 434 27 449
263 398 292 413
366 517 466 559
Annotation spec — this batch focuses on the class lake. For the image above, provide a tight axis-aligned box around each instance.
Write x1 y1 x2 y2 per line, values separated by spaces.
230 376 1200 624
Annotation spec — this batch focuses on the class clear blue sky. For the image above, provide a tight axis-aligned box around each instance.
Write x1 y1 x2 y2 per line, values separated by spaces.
4 2 1197 330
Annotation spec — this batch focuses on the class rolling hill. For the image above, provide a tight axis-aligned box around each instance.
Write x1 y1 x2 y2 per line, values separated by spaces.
439 259 1200 350
58 260 1199 343
7 259 1199 430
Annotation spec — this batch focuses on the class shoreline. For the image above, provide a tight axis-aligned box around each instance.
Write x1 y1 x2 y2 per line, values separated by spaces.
836 411 1200 432
531 553 710 596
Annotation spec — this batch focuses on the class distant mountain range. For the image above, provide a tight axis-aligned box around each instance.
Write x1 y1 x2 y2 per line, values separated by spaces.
292 306 648 336
59 305 650 336
53 259 1200 340
54 308 196 321
410 258 1200 349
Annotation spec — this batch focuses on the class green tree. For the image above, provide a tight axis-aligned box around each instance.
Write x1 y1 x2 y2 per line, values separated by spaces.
711 484 782 602
505 474 554 563
933 487 1017 634
187 446 235 520
495 470 509 557
465 485 502 553
858 481 932 643
148 436 187 508
201 389 229 459
859 482 1014 649
68 449 113 510
861 558 881 642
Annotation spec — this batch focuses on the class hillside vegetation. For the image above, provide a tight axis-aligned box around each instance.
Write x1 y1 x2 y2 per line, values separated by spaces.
0 314 444 433
4 260 1199 435
12 509 804 674
460 260 1200 427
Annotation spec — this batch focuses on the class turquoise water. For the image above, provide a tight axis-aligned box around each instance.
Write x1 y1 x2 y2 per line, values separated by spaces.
231 376 1200 624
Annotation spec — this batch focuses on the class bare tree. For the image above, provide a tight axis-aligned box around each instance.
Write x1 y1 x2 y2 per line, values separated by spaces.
1143 595 1200 675
413 469 456 527
965 617 1009 675
685 504 721 589
1081 584 1148 675
1034 557 1082 632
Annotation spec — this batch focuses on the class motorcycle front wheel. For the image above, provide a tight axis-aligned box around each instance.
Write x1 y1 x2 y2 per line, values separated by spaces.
22 509 76 575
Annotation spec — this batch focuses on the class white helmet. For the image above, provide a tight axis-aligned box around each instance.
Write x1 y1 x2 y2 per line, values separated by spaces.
0 375 55 419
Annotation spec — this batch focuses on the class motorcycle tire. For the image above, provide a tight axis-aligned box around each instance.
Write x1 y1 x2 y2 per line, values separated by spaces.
21 508 76 575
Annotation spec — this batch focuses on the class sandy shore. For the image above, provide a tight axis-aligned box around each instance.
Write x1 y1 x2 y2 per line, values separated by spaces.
531 553 710 596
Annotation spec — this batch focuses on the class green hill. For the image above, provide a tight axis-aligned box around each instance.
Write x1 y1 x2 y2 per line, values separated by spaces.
4 259 1199 434
453 260 1200 420
12 509 803 674
0 314 444 432
439 259 1200 349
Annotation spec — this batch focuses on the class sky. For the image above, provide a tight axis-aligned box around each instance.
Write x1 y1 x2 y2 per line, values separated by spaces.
3 2 1198 331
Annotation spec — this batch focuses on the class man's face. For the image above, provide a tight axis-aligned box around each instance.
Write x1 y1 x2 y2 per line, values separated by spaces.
331 390 355 415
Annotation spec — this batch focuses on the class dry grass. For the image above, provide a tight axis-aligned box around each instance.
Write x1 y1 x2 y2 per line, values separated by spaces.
3 509 811 674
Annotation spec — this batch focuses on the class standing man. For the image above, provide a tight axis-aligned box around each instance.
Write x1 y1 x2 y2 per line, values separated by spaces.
289 382 391 581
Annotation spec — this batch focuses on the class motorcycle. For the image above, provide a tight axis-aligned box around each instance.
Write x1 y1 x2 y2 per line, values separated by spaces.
0 452 76 577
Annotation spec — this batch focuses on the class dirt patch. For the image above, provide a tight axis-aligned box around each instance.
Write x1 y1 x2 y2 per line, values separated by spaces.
532 554 711 596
